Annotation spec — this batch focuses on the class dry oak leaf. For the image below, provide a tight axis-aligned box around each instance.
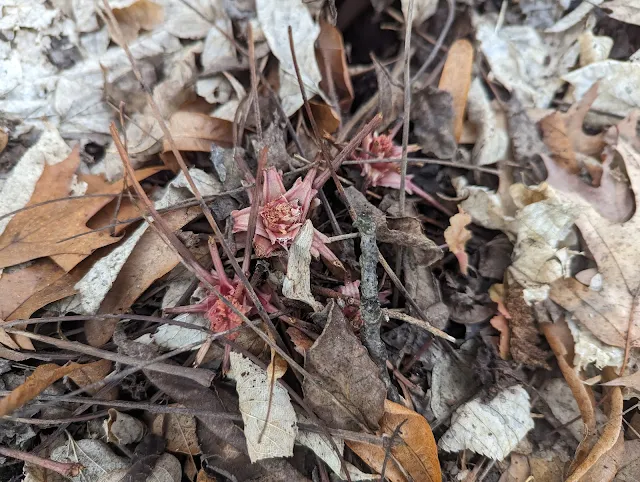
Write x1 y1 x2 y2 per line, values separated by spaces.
162 111 233 153
347 400 441 482
106 0 164 45
302 300 386 432
444 208 472 275
539 83 605 176
152 408 201 455
0 363 87 417
316 18 354 111
0 147 162 271
550 115 640 348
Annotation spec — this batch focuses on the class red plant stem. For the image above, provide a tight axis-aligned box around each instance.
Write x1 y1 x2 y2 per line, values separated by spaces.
408 181 454 216
0 446 83 477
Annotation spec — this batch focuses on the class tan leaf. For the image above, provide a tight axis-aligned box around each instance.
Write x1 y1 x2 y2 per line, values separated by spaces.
67 359 116 398
0 147 162 271
347 400 441 482
490 315 511 360
309 100 340 135
85 207 203 347
438 39 474 142
316 18 354 111
286 327 314 356
162 112 233 153
549 117 640 348
498 454 531 482
107 0 164 45
539 83 605 176
0 363 86 417
443 208 472 275
152 407 201 455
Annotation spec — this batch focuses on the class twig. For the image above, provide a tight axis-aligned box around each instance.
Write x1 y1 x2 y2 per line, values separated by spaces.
399 0 414 216
383 309 455 342
326 232 360 243
5 329 214 387
380 420 408 482
411 0 455 82
343 157 499 175
0 446 83 477
354 214 399 402
248 22 262 142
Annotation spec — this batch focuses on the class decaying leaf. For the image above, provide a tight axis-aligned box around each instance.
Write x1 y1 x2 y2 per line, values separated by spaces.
549 116 640 348
228 352 297 462
0 147 162 271
0 363 87 417
439 385 535 461
52 439 128 482
539 83 605 176
286 327 314 356
373 56 403 128
296 419 377 481
316 18 354 111
444 209 472 275
466 78 509 166
563 60 640 118
302 301 386 432
474 13 579 108
152 408 201 455
411 86 457 159
106 409 146 445
600 1 640 27
106 0 164 45
163 111 233 152
347 400 441 482
283 221 322 311
67 359 116 398
256 0 322 115
438 39 474 142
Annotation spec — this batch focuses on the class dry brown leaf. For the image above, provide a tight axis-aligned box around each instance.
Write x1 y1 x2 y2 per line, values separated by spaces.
286 327 314 356
579 429 624 482
107 0 164 45
539 83 605 176
0 259 65 319
309 100 340 135
162 111 233 152
549 116 640 348
438 39 474 142
196 469 218 482
302 301 386 432
373 56 403 128
0 147 162 271
0 129 7 154
68 359 116 398
444 208 472 275
85 207 203 347
411 86 457 159
0 363 86 417
347 400 441 482
499 454 531 482
152 408 201 455
316 18 354 111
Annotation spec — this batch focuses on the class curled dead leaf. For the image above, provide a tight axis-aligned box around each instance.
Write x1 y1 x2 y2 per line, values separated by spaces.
438 39 474 142
316 18 353 111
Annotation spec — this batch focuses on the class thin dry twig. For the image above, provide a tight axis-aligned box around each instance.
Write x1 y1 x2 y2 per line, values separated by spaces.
5 329 213 387
0 446 83 477
383 309 455 342
411 0 456 82
355 214 399 401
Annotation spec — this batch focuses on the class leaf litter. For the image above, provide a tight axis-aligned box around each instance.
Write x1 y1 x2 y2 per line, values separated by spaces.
4 0 640 481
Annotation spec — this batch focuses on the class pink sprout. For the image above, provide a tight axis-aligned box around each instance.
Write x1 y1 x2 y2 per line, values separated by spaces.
231 167 344 270
353 133 452 215
166 241 276 340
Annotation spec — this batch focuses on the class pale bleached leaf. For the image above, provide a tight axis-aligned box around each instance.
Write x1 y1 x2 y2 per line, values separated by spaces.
256 0 321 115
51 439 128 482
439 385 534 461
228 352 298 462
401 0 438 26
283 220 322 311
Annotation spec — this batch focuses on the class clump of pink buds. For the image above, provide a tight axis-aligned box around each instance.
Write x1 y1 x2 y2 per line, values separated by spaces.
352 132 452 215
231 167 344 271
166 240 276 340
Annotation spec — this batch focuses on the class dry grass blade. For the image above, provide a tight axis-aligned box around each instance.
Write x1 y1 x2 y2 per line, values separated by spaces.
0 363 86 417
